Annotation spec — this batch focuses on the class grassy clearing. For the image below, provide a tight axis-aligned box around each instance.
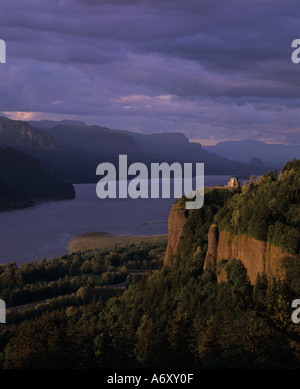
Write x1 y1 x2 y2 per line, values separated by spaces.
69 231 168 253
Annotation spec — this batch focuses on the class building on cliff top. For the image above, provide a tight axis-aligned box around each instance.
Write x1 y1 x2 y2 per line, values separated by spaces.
227 177 240 188
211 177 240 189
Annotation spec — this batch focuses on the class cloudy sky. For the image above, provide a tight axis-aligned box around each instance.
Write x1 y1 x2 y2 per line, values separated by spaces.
0 0 300 145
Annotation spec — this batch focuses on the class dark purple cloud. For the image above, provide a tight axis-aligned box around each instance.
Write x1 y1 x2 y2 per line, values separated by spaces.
0 0 299 144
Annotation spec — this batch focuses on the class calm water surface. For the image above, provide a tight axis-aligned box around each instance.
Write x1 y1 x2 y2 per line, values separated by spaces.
0 175 245 264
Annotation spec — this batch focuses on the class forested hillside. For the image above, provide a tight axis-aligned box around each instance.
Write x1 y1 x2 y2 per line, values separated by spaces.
214 159 300 254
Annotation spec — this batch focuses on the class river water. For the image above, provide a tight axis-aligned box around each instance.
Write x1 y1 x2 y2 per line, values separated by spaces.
0 175 245 265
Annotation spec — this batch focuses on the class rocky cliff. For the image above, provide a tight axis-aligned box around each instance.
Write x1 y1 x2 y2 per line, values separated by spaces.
164 204 187 267
164 202 295 284
0 116 58 151
204 225 294 284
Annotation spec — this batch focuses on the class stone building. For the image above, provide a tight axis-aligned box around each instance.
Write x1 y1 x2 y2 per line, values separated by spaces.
227 177 240 188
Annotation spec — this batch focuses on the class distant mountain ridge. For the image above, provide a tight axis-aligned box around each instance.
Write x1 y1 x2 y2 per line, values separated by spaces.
0 117 267 184
203 139 300 169
27 119 86 130
47 124 143 155
28 119 266 181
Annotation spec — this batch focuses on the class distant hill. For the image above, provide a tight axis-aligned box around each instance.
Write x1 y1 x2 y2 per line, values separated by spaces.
126 131 265 175
0 146 75 211
28 119 86 130
47 124 144 156
47 124 260 174
38 124 173 182
29 120 266 180
2 118 172 182
203 140 300 170
0 117 269 184
0 116 57 151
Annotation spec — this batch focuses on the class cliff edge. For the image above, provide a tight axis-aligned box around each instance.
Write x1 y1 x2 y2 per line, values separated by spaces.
164 160 299 282
204 225 294 284
164 204 187 267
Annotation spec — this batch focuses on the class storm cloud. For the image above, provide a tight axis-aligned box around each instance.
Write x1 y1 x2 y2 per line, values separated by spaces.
0 0 300 144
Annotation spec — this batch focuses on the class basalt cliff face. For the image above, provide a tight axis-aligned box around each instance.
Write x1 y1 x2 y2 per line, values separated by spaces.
164 205 187 267
164 205 294 284
203 226 294 284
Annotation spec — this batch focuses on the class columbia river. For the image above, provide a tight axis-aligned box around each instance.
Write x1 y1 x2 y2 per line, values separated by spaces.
0 175 246 264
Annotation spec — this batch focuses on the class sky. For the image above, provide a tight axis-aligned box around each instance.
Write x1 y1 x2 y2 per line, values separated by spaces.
0 0 300 145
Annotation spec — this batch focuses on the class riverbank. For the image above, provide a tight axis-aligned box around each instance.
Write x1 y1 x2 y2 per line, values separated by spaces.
69 232 168 253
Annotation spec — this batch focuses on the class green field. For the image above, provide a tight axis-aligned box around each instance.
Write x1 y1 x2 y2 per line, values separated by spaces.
69 231 168 253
